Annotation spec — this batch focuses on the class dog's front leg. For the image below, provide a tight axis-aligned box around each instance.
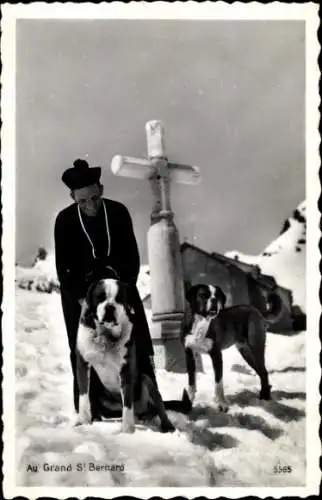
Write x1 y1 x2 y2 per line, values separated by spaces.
210 346 229 413
75 350 92 425
185 347 197 403
120 346 135 434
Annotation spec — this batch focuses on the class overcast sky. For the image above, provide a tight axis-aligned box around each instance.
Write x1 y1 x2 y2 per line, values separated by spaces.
16 19 305 265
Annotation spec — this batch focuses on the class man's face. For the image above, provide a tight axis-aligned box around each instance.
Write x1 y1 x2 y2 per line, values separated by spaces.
72 183 103 216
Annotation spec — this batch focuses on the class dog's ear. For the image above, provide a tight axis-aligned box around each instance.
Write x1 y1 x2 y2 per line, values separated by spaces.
82 281 99 329
215 286 227 310
117 281 135 321
183 279 192 295
85 280 100 309
82 302 96 330
185 285 200 309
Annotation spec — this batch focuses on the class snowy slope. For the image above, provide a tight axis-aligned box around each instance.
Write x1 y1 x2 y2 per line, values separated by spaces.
16 253 59 293
14 202 308 488
226 201 306 311
16 255 151 301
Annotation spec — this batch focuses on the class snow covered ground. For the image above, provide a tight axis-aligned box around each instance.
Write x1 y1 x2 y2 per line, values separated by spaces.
15 288 306 488
13 202 311 489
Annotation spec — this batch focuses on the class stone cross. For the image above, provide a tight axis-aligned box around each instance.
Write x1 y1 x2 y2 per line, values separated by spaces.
111 120 201 373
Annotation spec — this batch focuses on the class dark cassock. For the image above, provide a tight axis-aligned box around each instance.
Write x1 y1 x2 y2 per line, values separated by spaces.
54 160 155 419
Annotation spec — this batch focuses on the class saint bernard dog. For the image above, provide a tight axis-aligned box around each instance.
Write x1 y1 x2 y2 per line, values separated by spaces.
183 284 271 412
75 278 191 433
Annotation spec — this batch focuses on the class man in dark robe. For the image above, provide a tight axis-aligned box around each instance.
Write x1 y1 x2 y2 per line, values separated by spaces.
54 159 156 419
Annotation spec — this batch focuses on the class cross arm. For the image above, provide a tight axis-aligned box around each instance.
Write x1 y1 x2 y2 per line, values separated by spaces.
111 155 201 185
111 155 156 180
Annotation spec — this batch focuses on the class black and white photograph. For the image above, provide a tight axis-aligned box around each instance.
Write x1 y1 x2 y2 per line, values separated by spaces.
2 2 320 497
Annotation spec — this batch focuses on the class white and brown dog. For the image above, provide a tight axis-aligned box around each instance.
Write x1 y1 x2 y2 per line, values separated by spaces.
75 278 190 433
184 284 271 412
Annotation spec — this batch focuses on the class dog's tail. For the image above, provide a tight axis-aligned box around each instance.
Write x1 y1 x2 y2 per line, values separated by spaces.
163 389 193 414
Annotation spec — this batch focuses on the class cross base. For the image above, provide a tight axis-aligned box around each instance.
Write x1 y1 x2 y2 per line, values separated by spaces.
150 319 204 374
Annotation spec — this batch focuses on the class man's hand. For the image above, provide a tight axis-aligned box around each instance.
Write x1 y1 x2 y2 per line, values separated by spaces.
78 298 85 307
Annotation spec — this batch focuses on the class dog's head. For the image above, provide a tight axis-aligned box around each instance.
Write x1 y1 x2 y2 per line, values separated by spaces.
186 284 226 316
81 279 135 343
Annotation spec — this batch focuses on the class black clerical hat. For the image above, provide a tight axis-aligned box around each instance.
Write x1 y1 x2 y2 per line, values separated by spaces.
62 159 102 190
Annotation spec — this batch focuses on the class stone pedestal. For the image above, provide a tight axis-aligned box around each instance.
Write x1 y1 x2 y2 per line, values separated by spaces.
150 317 204 374
150 318 187 373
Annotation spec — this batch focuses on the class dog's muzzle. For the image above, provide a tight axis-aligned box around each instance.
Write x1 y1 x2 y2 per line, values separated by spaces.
199 298 218 316
208 298 220 315
103 304 117 323
99 322 122 343
97 303 122 341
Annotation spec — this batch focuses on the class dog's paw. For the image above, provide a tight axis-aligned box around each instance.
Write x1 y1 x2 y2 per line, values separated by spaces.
75 395 92 425
160 419 176 433
121 423 135 434
70 413 81 427
214 398 229 413
73 412 92 427
121 407 135 433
